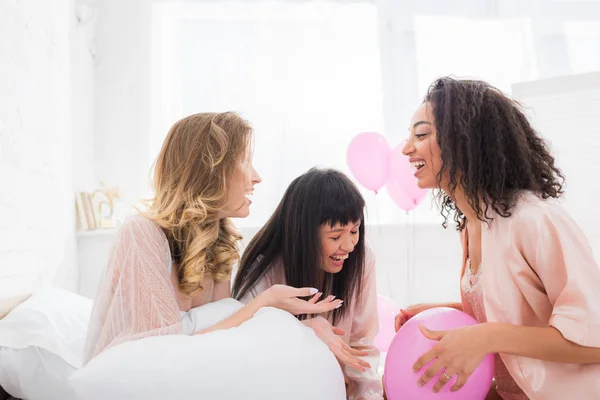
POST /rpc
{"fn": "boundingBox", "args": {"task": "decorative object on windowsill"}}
[75,183,122,231]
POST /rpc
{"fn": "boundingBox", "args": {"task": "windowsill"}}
[76,228,118,238]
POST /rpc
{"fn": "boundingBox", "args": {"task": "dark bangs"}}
[318,171,365,227]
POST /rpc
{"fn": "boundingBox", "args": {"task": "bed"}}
[0,288,348,400]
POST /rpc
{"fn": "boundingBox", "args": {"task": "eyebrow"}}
[328,223,361,233]
[408,120,432,130]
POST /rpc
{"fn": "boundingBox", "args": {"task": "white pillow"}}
[0,287,92,400]
[71,301,346,400]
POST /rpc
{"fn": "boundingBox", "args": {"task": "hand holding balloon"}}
[413,323,493,393]
[384,307,494,400]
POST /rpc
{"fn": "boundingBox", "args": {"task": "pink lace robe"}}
[83,215,215,363]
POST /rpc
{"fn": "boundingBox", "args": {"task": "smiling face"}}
[319,221,360,274]
[402,102,445,190]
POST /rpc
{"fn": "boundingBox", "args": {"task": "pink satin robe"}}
[460,192,600,399]
[239,245,383,400]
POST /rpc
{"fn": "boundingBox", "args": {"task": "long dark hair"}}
[232,168,366,324]
[425,77,565,230]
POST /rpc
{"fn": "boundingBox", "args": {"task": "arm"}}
[494,205,600,361]
[429,302,462,311]
[196,285,341,335]
[196,296,265,335]
[414,203,600,392]
[485,323,600,364]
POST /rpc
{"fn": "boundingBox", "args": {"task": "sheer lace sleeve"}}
[344,244,383,400]
[83,215,182,363]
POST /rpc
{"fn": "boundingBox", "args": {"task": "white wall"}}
[0,0,77,305]
[512,72,600,257]
[71,0,97,192]
[94,0,154,209]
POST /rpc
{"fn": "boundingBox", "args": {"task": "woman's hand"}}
[394,303,434,331]
[258,284,343,315]
[395,302,463,332]
[412,323,492,393]
[304,315,371,372]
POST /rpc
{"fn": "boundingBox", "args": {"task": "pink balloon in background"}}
[346,132,392,193]
[386,178,423,212]
[387,141,428,210]
[373,295,399,353]
[384,307,495,400]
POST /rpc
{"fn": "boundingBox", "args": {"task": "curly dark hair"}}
[424,77,565,230]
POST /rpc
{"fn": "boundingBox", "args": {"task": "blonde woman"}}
[83,112,342,363]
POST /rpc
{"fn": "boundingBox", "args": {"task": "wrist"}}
[480,322,503,354]
[249,293,269,313]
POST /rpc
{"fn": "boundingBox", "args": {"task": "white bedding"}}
[0,290,347,400]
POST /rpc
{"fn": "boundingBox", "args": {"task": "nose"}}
[402,138,414,156]
[252,166,262,186]
[340,236,355,253]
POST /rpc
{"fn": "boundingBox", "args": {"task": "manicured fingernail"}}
[330,296,336,301]
[309,288,318,294]
[336,300,344,309]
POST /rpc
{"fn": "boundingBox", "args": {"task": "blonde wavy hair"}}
[145,112,252,296]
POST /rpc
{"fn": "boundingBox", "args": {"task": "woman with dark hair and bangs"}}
[233,167,383,400]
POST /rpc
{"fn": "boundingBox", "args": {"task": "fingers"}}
[433,369,455,393]
[290,286,320,297]
[419,324,447,341]
[394,313,402,332]
[338,350,367,372]
[293,298,342,314]
[338,339,370,358]
[332,326,346,336]
[344,345,369,357]
[311,299,343,313]
[308,293,322,304]
[417,358,444,388]
[451,373,468,392]
[413,346,438,373]
[404,306,422,317]
[316,295,336,305]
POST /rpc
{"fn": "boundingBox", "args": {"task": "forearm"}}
[436,301,463,311]
[486,323,600,364]
[195,297,264,335]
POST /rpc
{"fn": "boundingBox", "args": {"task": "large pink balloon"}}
[346,132,391,193]
[384,307,495,400]
[387,141,428,210]
[373,295,399,353]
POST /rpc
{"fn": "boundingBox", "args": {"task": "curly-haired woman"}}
[83,112,342,363]
[393,78,600,399]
